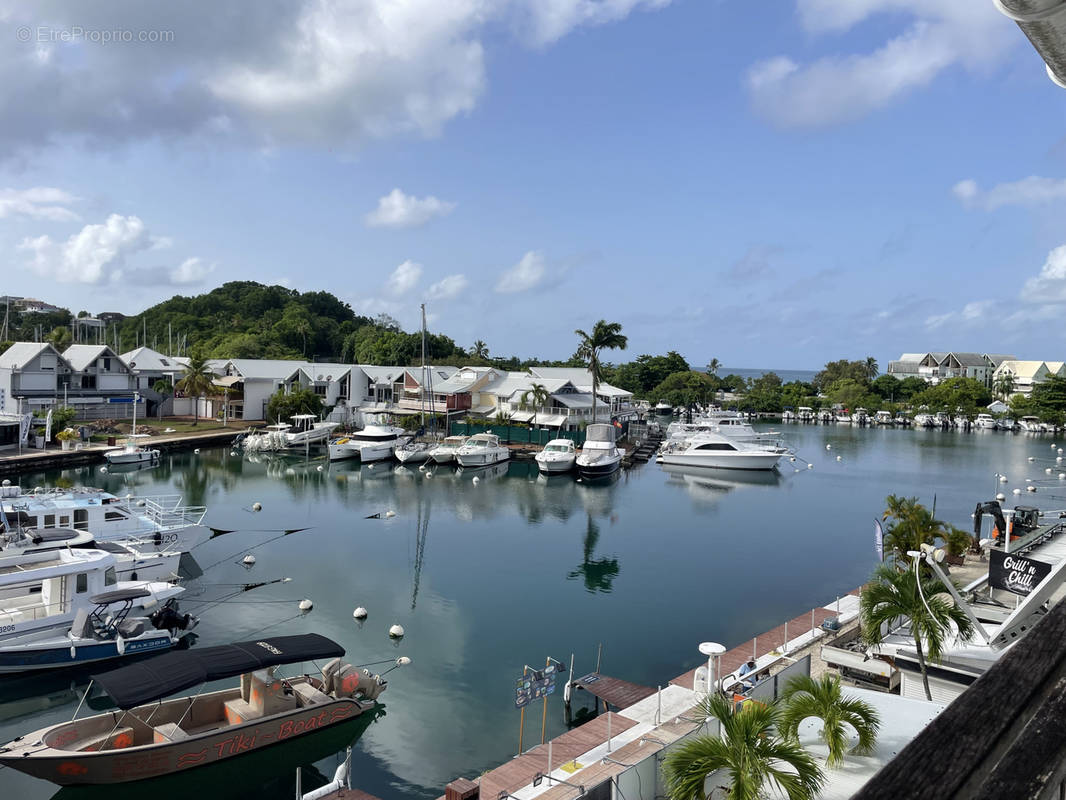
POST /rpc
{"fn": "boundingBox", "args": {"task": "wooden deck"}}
[571,673,656,710]
[441,712,636,800]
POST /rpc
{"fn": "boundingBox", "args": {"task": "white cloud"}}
[747,1,1013,128]
[385,259,424,296]
[0,187,80,221]
[426,273,468,301]
[1021,245,1066,304]
[365,189,455,229]
[495,250,547,294]
[170,257,213,285]
[19,214,150,283]
[953,176,1066,211]
[0,1,671,155]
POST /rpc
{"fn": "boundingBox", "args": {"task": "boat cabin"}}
[0,549,118,626]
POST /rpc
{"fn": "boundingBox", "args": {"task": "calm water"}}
[0,425,1058,799]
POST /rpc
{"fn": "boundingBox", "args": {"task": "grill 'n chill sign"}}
[989,549,1052,596]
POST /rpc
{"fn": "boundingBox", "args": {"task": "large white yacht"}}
[658,431,785,470]
[455,433,510,467]
[576,424,624,479]
[428,435,467,464]
[328,416,409,462]
[0,526,179,584]
[0,484,209,553]
[535,439,577,474]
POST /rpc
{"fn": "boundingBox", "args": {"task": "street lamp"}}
[699,641,726,695]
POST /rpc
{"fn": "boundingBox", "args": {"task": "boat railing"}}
[130,496,207,527]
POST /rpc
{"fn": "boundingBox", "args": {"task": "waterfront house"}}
[887,352,1016,387]
[196,358,318,421]
[527,366,636,419]
[992,360,1054,397]
[119,346,189,417]
[61,344,139,419]
[0,342,73,415]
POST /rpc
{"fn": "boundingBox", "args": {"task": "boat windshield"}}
[105,567,117,586]
[545,444,570,452]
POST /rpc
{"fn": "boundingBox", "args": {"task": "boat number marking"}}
[0,625,15,634]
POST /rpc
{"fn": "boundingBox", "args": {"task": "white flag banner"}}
[19,413,32,443]
[44,408,53,444]
[874,518,885,562]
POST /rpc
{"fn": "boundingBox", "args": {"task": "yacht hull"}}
[429,451,456,464]
[0,632,175,674]
[455,452,509,468]
[575,456,621,479]
[104,449,160,465]
[659,452,781,470]
[327,443,361,462]
[536,456,575,474]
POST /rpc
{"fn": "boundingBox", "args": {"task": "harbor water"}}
[0,424,1055,799]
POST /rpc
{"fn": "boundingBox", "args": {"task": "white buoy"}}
[807,464,814,469]
[230,451,238,457]
[1013,488,1022,495]
[99,466,108,474]
[1047,468,1053,475]
[368,464,374,470]
[242,554,256,566]
[194,448,200,454]
[1028,486,1037,492]
[396,656,412,666]
[836,455,842,462]
[353,607,368,620]
[299,599,313,612]
[1058,457,1063,464]
[418,464,426,471]
[1000,475,1009,483]
[389,624,405,638]
[425,472,432,479]
[789,456,796,462]
[385,510,396,518]
[996,492,1006,501]
[252,502,262,512]
[826,444,832,451]
[317,465,324,472]
[1029,457,1035,462]
[1060,449,1064,455]
[472,476,480,484]
[1060,473,1065,480]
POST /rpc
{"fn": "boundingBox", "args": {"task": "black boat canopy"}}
[89,587,152,605]
[91,634,345,710]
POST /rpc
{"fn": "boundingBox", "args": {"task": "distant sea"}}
[711,367,819,384]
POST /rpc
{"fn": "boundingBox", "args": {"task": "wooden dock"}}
[570,672,656,710]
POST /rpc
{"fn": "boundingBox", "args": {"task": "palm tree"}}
[662,694,824,800]
[882,495,970,562]
[574,320,628,423]
[861,563,975,702]
[471,340,489,360]
[294,318,312,357]
[47,326,72,350]
[175,354,218,426]
[779,674,880,767]
[707,358,721,376]
[865,356,879,381]
[994,372,1015,400]
[520,383,550,428]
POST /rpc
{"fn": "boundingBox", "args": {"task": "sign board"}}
[108,397,134,404]
[514,672,557,708]
[989,549,1052,596]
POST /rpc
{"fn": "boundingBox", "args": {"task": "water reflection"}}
[662,464,781,507]
[567,515,620,594]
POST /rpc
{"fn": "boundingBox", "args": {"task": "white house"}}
[0,342,74,414]
[61,344,139,419]
[992,360,1054,397]
[887,352,1016,387]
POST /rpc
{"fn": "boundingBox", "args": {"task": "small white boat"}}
[285,414,340,448]
[797,407,814,422]
[835,412,852,424]
[659,431,785,471]
[455,433,510,468]
[975,413,997,429]
[394,441,432,464]
[874,410,894,425]
[104,436,160,466]
[913,413,935,428]
[576,424,624,479]
[653,401,673,416]
[1018,416,1048,433]
[535,439,577,474]
[428,435,467,464]
[996,417,1017,432]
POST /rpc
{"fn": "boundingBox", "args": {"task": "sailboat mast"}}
[420,304,427,429]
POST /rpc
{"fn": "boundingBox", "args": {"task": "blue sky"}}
[1,0,1064,369]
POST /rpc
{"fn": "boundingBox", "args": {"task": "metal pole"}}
[518,665,527,755]
[295,766,302,799]
[752,637,757,659]
[656,685,662,726]
[596,642,602,674]
[812,608,816,633]
[784,621,788,653]
[548,740,552,778]
[607,711,612,753]
[541,656,550,745]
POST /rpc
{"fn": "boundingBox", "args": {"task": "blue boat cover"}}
[91,634,344,709]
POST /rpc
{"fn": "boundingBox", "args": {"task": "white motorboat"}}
[782,409,796,422]
[1018,416,1048,433]
[328,416,408,462]
[975,413,997,429]
[874,410,894,425]
[394,441,432,464]
[835,412,852,424]
[428,435,467,464]
[0,484,210,554]
[241,423,293,453]
[996,417,1017,432]
[853,408,869,425]
[658,431,785,470]
[0,526,179,584]
[576,424,624,479]
[285,414,340,447]
[797,407,814,422]
[653,401,673,416]
[455,433,510,468]
[913,413,935,428]
[535,439,577,474]
[104,435,160,466]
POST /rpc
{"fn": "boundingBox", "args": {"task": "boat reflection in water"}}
[661,464,781,506]
[50,709,383,800]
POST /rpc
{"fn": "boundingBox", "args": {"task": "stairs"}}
[623,426,664,468]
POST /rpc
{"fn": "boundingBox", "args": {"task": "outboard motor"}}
[320,658,387,701]
[149,599,197,632]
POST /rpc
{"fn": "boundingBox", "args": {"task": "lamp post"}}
[699,641,726,696]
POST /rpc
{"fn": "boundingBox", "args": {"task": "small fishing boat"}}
[874,410,894,425]
[653,401,673,416]
[576,424,624,479]
[455,433,510,468]
[284,415,340,448]
[535,439,577,474]
[0,634,398,785]
[428,435,467,464]
[103,436,160,467]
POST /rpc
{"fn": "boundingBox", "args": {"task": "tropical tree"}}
[471,339,489,360]
[520,383,550,427]
[994,372,1015,401]
[47,326,72,350]
[265,386,323,423]
[882,495,971,561]
[779,674,880,768]
[574,320,628,423]
[662,694,825,800]
[707,357,721,376]
[864,356,879,380]
[175,354,218,426]
[861,563,975,702]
